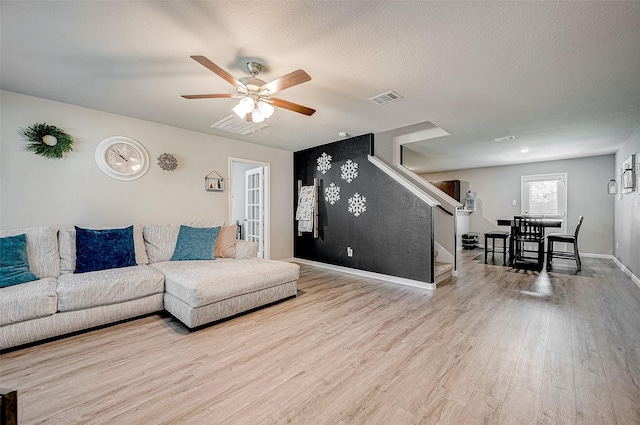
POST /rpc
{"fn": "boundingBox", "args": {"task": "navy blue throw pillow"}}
[170,225,220,261]
[0,233,39,287]
[75,226,137,273]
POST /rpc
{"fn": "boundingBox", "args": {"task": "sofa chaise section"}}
[153,258,299,328]
[143,223,299,329]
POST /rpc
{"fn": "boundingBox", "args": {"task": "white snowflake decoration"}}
[340,159,359,183]
[324,183,341,205]
[317,152,332,174]
[348,192,367,217]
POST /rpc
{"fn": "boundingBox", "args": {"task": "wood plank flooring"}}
[2,250,640,424]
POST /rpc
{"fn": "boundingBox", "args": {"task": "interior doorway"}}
[229,158,270,259]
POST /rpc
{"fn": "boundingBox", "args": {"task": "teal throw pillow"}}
[0,234,39,287]
[171,225,220,261]
[75,226,137,273]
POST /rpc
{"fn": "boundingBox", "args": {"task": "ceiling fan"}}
[181,55,315,123]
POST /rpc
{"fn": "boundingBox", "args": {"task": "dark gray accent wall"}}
[294,134,434,283]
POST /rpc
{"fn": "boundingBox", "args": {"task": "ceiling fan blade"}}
[181,93,234,99]
[271,98,316,116]
[261,69,311,95]
[190,55,245,89]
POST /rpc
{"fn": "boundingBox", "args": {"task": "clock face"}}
[105,143,143,174]
[95,136,149,180]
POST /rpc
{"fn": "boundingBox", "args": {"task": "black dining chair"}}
[546,216,584,271]
[512,216,545,270]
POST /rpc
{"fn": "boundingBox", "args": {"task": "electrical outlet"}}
[512,200,517,206]
[347,247,353,257]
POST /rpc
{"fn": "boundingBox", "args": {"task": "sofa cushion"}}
[152,258,299,308]
[214,225,237,258]
[57,265,165,312]
[0,227,60,278]
[0,234,39,287]
[59,224,149,274]
[143,221,224,263]
[171,225,220,261]
[0,277,57,326]
[234,240,258,259]
[75,226,137,273]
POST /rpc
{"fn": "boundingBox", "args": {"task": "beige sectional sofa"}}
[0,223,299,351]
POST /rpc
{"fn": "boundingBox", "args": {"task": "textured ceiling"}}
[2,1,639,172]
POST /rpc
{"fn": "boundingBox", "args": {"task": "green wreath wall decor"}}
[20,123,75,159]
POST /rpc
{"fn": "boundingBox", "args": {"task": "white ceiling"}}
[2,1,639,173]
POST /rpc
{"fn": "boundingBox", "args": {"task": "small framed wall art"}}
[637,154,640,195]
[622,154,636,193]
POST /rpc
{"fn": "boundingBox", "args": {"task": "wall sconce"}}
[205,170,224,192]
[607,179,618,195]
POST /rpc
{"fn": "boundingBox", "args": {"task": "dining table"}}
[497,217,563,266]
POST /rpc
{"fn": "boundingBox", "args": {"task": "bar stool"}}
[547,216,584,271]
[484,231,510,266]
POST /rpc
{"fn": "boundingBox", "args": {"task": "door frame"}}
[228,157,271,259]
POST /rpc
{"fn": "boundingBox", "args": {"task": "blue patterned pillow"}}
[75,226,137,273]
[0,234,39,287]
[171,225,220,261]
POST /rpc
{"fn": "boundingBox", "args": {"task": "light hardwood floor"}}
[2,250,640,424]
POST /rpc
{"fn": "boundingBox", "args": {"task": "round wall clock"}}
[95,136,149,180]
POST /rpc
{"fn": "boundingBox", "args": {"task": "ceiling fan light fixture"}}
[183,56,315,121]
[258,101,274,119]
[252,108,266,123]
[233,97,255,119]
[232,102,247,119]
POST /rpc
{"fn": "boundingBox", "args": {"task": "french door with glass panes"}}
[245,167,264,258]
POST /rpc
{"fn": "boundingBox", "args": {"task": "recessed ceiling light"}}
[520,147,530,153]
[494,135,516,142]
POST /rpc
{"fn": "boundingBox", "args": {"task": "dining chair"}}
[546,216,584,271]
[512,216,545,270]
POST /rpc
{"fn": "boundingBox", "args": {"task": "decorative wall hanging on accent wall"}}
[340,159,359,183]
[348,192,367,217]
[20,123,75,159]
[157,153,178,171]
[324,183,341,205]
[317,152,332,174]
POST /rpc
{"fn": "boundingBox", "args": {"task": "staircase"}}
[434,249,454,285]
[369,156,459,287]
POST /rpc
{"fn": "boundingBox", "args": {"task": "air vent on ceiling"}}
[211,115,268,135]
[493,135,516,142]
[369,90,403,106]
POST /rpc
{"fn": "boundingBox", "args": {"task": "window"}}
[521,173,567,219]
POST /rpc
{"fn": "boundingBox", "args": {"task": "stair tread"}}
[435,261,453,277]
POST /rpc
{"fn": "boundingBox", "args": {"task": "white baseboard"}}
[579,253,640,290]
[291,258,434,291]
[609,256,640,289]
[581,252,614,259]
[285,254,639,292]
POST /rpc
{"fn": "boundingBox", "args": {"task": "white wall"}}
[614,128,640,277]
[0,91,293,259]
[421,155,615,256]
